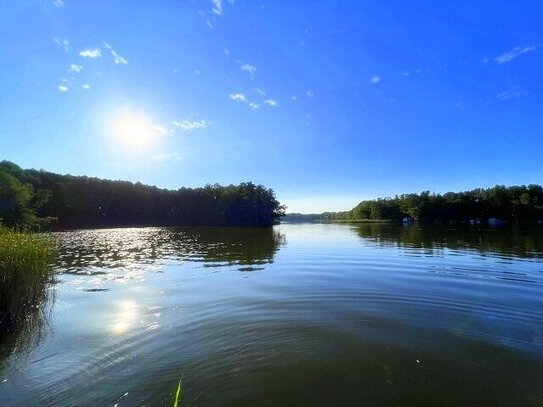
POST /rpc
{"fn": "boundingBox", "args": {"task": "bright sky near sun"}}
[1,1,542,213]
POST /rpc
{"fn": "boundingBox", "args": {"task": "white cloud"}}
[495,46,538,64]
[52,0,63,7]
[104,43,127,64]
[58,85,69,92]
[152,152,181,162]
[224,48,230,55]
[70,64,83,72]
[229,93,247,102]
[241,63,256,75]
[306,90,313,97]
[111,50,127,64]
[253,88,265,95]
[370,76,381,83]
[291,96,297,100]
[264,99,278,107]
[82,84,91,89]
[496,88,526,100]
[249,102,260,110]
[54,37,70,52]
[171,120,208,130]
[79,48,102,58]
[212,0,223,15]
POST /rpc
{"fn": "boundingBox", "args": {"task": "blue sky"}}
[1,1,542,213]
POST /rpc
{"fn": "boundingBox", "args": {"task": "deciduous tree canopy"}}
[0,161,285,229]
[322,186,543,225]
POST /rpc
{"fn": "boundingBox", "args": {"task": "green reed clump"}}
[0,228,56,331]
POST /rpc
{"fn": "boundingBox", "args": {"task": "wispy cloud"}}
[496,88,526,100]
[241,63,256,75]
[370,76,381,83]
[104,43,127,64]
[152,125,170,136]
[171,119,208,130]
[264,99,278,107]
[82,84,91,90]
[111,50,127,64]
[54,37,70,52]
[229,93,247,102]
[70,64,83,72]
[253,88,265,95]
[224,48,230,55]
[248,102,259,110]
[152,152,181,162]
[306,90,313,97]
[52,0,63,7]
[58,85,69,92]
[79,48,102,58]
[495,46,537,64]
[212,0,223,15]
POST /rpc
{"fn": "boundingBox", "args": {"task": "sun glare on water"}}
[112,114,163,150]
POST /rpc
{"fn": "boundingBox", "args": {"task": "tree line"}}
[321,185,543,224]
[0,161,285,229]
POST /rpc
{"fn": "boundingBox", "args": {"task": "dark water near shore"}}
[1,223,543,406]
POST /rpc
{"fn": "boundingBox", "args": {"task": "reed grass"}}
[173,379,183,407]
[0,228,56,331]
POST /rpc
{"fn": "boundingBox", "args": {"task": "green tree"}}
[0,162,55,229]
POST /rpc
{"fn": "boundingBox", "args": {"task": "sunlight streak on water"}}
[111,300,138,335]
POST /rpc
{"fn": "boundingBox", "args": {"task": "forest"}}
[321,185,543,225]
[0,161,285,229]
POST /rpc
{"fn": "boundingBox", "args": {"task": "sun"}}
[112,113,162,150]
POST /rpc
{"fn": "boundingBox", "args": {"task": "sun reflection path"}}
[111,300,138,335]
[110,300,163,335]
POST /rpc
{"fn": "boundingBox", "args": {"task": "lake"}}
[1,223,542,406]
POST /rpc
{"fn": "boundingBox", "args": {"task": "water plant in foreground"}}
[0,228,56,333]
[173,379,183,407]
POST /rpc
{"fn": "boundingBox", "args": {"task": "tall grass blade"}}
[173,379,183,407]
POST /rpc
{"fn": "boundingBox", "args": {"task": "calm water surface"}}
[1,223,543,406]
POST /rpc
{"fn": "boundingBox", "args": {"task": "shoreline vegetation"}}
[0,160,285,229]
[0,228,56,334]
[285,185,543,226]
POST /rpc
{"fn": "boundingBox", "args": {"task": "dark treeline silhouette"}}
[320,185,543,225]
[0,161,285,229]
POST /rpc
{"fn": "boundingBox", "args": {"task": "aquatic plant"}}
[173,379,183,407]
[0,228,56,332]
